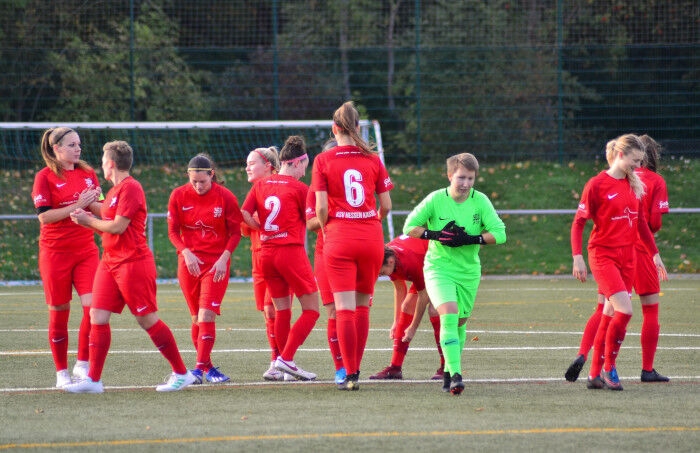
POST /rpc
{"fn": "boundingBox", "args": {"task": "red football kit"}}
[571,171,657,298]
[168,182,243,315]
[92,176,158,315]
[311,145,394,293]
[32,167,101,305]
[242,174,316,298]
[386,235,429,292]
[634,168,669,296]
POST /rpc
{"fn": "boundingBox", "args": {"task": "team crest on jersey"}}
[213,207,223,218]
[85,178,94,188]
[472,213,481,225]
[109,196,118,208]
[659,201,669,210]
[384,177,392,188]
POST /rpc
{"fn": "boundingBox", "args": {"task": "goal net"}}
[0,120,395,280]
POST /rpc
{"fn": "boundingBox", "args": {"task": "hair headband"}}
[255,150,271,166]
[284,153,308,164]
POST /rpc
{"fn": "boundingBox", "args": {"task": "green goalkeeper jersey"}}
[403,187,506,280]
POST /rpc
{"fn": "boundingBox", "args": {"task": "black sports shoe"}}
[586,376,604,390]
[565,355,586,382]
[337,372,360,391]
[449,373,464,396]
[442,371,451,393]
[641,369,670,383]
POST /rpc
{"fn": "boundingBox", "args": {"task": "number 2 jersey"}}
[242,174,308,247]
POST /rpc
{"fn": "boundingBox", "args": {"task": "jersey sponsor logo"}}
[213,207,223,218]
[607,193,618,200]
[659,201,669,210]
[34,194,46,204]
[610,207,638,227]
[56,182,67,188]
[578,202,586,211]
[335,209,377,219]
[186,220,217,238]
[109,196,118,208]
[384,177,392,188]
[182,206,194,211]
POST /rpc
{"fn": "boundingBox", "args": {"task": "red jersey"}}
[571,171,657,255]
[386,234,428,291]
[32,166,101,251]
[100,176,152,267]
[636,167,669,234]
[310,145,393,238]
[242,174,308,247]
[167,182,242,260]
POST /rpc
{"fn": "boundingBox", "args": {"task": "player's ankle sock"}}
[327,317,343,370]
[336,309,358,375]
[604,311,632,371]
[355,306,370,368]
[439,313,461,375]
[48,309,70,371]
[265,315,279,361]
[274,308,292,353]
[391,311,413,367]
[640,304,660,371]
[147,319,187,375]
[430,315,445,366]
[281,309,320,360]
[76,305,91,362]
[579,302,603,360]
[88,323,111,381]
[196,321,216,371]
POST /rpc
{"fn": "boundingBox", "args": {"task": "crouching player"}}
[369,235,445,380]
[404,153,506,395]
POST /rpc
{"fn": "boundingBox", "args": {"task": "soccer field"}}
[1,278,698,451]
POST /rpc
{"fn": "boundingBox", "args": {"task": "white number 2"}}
[344,169,365,207]
[263,196,281,232]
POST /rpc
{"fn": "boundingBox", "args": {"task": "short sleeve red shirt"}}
[100,176,151,266]
[32,166,101,251]
[636,167,669,231]
[310,145,393,235]
[386,234,428,291]
[575,171,641,250]
[242,174,308,247]
[167,182,243,259]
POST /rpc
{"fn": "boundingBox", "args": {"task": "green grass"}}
[1,279,698,451]
[2,158,698,280]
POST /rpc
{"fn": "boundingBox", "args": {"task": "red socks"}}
[355,306,370,369]
[327,317,344,370]
[190,322,199,351]
[589,314,612,378]
[88,323,111,381]
[336,309,358,374]
[275,308,292,353]
[196,321,216,371]
[641,304,660,371]
[76,306,91,363]
[147,319,187,375]
[48,309,70,371]
[578,303,604,360]
[604,312,632,372]
[280,310,320,361]
[265,315,279,361]
[391,311,413,367]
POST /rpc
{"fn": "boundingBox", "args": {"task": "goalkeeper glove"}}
[439,221,485,247]
[421,220,457,241]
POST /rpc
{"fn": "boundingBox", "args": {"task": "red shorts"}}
[314,248,334,305]
[633,247,660,296]
[39,246,99,306]
[177,255,229,316]
[91,257,158,316]
[588,245,634,299]
[251,249,273,311]
[259,245,317,299]
[323,234,384,294]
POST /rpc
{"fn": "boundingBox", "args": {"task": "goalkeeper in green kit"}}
[404,153,506,395]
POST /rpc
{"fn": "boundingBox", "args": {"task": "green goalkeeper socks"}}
[440,313,461,375]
